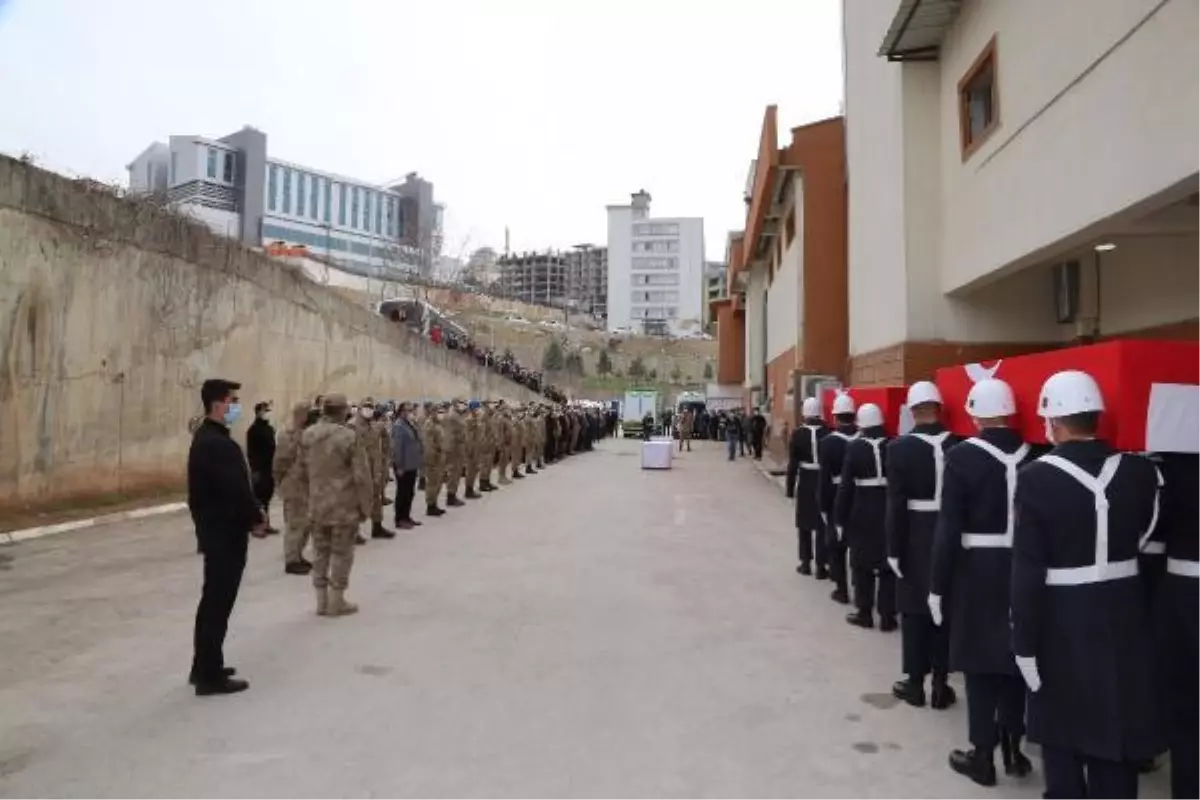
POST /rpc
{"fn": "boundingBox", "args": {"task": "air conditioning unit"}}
[1053,260,1080,324]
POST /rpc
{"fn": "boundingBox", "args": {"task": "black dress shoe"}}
[426,506,445,517]
[371,523,396,539]
[846,611,874,629]
[195,677,250,697]
[999,732,1033,777]
[830,588,850,604]
[949,748,997,787]
[189,667,237,686]
[930,679,957,709]
[285,560,312,575]
[815,566,830,580]
[879,616,898,632]
[796,562,812,576]
[465,490,481,499]
[892,678,926,707]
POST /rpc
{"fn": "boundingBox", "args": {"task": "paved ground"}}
[0,438,1170,798]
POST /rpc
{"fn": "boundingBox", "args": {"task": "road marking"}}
[2,502,189,545]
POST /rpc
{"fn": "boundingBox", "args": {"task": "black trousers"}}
[827,532,848,594]
[394,469,417,523]
[252,473,274,511]
[1172,733,1199,800]
[901,613,949,679]
[192,536,248,683]
[1041,745,1138,799]
[965,673,1026,751]
[752,436,764,459]
[852,562,896,621]
[797,523,826,568]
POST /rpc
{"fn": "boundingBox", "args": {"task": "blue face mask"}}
[223,403,242,426]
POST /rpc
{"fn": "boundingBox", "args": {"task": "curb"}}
[749,458,790,496]
[0,502,188,545]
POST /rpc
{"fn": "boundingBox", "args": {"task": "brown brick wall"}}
[715,304,746,385]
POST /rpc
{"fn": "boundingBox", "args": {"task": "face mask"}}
[223,403,242,426]
[362,408,375,420]
[1043,418,1056,445]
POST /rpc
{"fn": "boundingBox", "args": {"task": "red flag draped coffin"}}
[820,385,911,436]
[934,340,1199,453]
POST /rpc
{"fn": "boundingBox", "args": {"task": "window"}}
[310,176,320,218]
[632,239,679,253]
[958,36,999,159]
[632,222,679,236]
[282,169,292,214]
[206,147,217,179]
[632,256,678,270]
[338,184,347,225]
[784,208,795,246]
[296,173,306,217]
[375,196,383,234]
[324,180,332,223]
[223,151,235,183]
[385,197,394,236]
[362,190,371,231]
[268,165,277,211]
[351,188,360,229]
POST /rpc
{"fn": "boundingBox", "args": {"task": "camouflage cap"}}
[361,396,376,406]
[324,393,349,409]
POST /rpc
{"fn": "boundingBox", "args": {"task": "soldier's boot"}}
[498,472,512,486]
[371,521,396,540]
[314,587,329,616]
[327,588,359,617]
[480,479,495,492]
[948,748,997,787]
[382,496,393,506]
[426,504,445,517]
[465,485,482,499]
[513,467,525,479]
[999,731,1032,777]
[930,674,957,709]
[526,464,538,474]
[447,494,465,507]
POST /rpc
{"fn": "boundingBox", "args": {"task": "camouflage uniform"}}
[443,401,468,502]
[423,406,447,510]
[300,394,373,616]
[478,405,496,490]
[497,407,514,484]
[273,401,312,570]
[523,414,538,472]
[349,404,385,526]
[463,407,481,497]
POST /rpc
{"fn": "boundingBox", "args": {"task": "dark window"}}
[958,37,1000,158]
[223,151,235,182]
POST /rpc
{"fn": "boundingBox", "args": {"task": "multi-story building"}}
[842,0,1198,384]
[566,244,608,318]
[703,261,727,327]
[126,126,442,275]
[496,251,569,305]
[606,191,705,336]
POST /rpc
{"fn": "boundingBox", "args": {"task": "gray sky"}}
[0,0,843,261]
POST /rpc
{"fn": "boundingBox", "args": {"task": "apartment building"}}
[842,0,1198,384]
[496,251,569,305]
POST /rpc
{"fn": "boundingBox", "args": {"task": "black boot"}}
[796,562,812,576]
[879,615,898,633]
[815,565,829,580]
[949,748,997,787]
[846,610,874,629]
[930,675,957,709]
[830,586,850,604]
[892,677,926,707]
[285,560,312,575]
[371,521,396,539]
[480,480,495,492]
[465,487,482,499]
[999,731,1033,777]
[513,468,525,479]
[426,504,445,517]
[446,494,465,507]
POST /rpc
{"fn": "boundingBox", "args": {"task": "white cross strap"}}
[799,425,821,470]
[905,431,952,513]
[1167,558,1200,578]
[959,438,1030,549]
[1040,454,1135,586]
[856,438,887,487]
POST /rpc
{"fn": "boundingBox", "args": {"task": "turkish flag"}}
[821,385,910,436]
[934,340,1199,453]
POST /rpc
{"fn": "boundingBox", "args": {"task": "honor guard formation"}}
[786,370,1197,799]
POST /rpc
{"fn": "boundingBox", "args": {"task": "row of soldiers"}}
[271,394,605,617]
[785,373,1197,799]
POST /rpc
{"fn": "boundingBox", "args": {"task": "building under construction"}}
[497,246,608,316]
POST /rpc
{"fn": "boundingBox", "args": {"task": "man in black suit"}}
[188,378,265,696]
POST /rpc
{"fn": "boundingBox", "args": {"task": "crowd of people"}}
[186,378,605,698]
[783,373,1197,799]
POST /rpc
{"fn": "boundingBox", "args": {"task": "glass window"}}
[310,177,320,218]
[363,191,371,232]
[296,173,306,217]
[324,180,332,223]
[282,169,292,214]
[267,165,277,211]
[375,196,383,234]
[223,151,235,183]
[338,184,347,225]
[351,188,360,229]
[206,147,217,179]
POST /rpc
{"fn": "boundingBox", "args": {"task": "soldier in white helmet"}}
[786,396,831,577]
[818,392,859,604]
[885,381,960,710]
[929,378,1036,786]
[1012,370,1164,798]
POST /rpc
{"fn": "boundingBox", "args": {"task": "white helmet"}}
[801,397,821,418]
[906,380,942,408]
[1038,370,1105,418]
[856,403,885,429]
[832,392,856,416]
[966,378,1016,418]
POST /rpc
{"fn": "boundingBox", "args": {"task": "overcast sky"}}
[0,0,843,261]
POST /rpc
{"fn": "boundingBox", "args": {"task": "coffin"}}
[934,340,1199,453]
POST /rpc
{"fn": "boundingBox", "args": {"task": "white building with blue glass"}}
[126,125,440,274]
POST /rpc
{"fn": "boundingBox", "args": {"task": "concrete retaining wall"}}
[0,156,538,514]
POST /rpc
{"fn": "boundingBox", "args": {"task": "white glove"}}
[836,525,844,542]
[821,512,828,526]
[1016,656,1041,693]
[888,557,903,578]
[927,594,942,626]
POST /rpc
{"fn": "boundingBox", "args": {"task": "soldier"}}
[886,381,958,710]
[1013,370,1163,798]
[819,393,859,605]
[510,408,527,479]
[786,397,829,577]
[479,402,498,492]
[463,400,483,499]
[495,402,513,485]
[299,394,373,616]
[423,403,447,516]
[442,399,468,506]
[930,378,1035,786]
[523,410,539,474]
[837,402,896,631]
[273,401,314,575]
[534,406,547,468]
[350,398,394,541]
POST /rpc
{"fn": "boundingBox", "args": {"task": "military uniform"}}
[463,406,482,498]
[818,424,859,603]
[786,420,829,576]
[299,396,374,616]
[423,407,447,513]
[479,405,497,491]
[273,401,313,573]
[349,401,389,538]
[836,425,895,629]
[443,402,467,504]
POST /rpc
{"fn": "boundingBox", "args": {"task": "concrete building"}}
[497,251,569,306]
[842,0,1198,385]
[703,261,727,328]
[566,244,608,318]
[716,110,849,452]
[606,191,705,336]
[126,126,442,275]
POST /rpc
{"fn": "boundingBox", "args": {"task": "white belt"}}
[855,477,887,487]
[1046,558,1138,586]
[962,532,1012,549]
[799,462,819,471]
[1142,541,1165,555]
[1167,558,1200,578]
[907,499,940,512]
